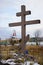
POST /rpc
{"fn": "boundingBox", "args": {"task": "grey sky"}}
[0,0,43,39]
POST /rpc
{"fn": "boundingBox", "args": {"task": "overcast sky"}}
[0,0,43,39]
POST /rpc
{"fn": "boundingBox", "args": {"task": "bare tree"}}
[34,30,41,45]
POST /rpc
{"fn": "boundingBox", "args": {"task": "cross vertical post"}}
[21,5,26,50]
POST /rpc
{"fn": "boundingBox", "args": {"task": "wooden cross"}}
[9,5,40,52]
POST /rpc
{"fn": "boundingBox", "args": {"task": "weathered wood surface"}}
[9,5,40,52]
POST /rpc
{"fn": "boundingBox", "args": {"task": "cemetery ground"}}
[0,39,43,65]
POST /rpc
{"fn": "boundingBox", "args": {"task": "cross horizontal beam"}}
[9,22,21,27]
[16,11,31,16]
[25,20,40,25]
[9,20,40,27]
